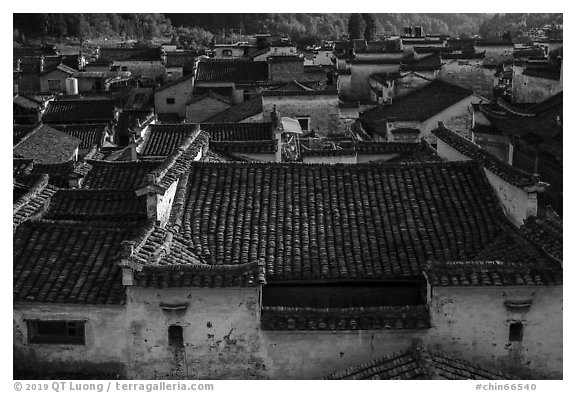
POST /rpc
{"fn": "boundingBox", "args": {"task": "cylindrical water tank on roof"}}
[65,77,78,95]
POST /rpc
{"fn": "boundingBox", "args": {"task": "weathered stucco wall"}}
[428,286,562,379]
[302,155,357,164]
[112,61,166,81]
[337,74,352,98]
[39,69,70,93]
[15,282,562,379]
[261,330,425,379]
[13,303,127,378]
[154,79,194,118]
[262,95,344,137]
[439,60,495,99]
[512,65,562,104]
[125,287,268,379]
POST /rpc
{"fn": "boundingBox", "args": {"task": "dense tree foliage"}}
[478,13,563,40]
[347,14,366,40]
[362,14,377,41]
[14,13,561,47]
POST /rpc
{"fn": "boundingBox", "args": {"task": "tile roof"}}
[480,93,562,142]
[425,260,562,287]
[196,60,269,83]
[202,150,241,162]
[139,124,198,157]
[401,53,442,71]
[13,124,81,164]
[13,174,59,232]
[42,100,117,124]
[209,140,278,154]
[13,125,37,146]
[40,63,76,76]
[118,220,265,288]
[84,130,209,193]
[50,124,108,150]
[261,305,430,331]
[156,113,181,123]
[29,160,94,188]
[432,125,545,189]
[171,161,553,283]
[98,47,163,61]
[361,80,474,129]
[301,141,442,163]
[262,89,338,97]
[200,122,273,141]
[154,73,193,93]
[203,96,264,123]
[325,347,516,379]
[520,217,562,262]
[45,189,148,222]
[13,219,142,305]
[268,55,303,63]
[81,160,160,190]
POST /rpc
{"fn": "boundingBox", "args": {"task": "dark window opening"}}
[262,282,426,309]
[166,98,176,105]
[296,118,310,132]
[28,320,85,345]
[509,322,524,342]
[168,325,184,346]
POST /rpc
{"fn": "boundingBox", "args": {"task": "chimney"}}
[437,121,445,128]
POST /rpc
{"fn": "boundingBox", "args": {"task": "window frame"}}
[27,320,86,345]
[166,97,176,105]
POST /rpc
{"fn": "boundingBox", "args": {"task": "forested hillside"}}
[14,13,562,46]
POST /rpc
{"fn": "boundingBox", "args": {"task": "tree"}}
[362,14,376,41]
[347,13,365,40]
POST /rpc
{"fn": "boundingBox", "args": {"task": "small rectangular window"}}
[121,66,128,71]
[28,320,85,345]
[168,325,183,346]
[166,98,176,105]
[48,79,61,91]
[509,322,524,342]
[296,117,310,132]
